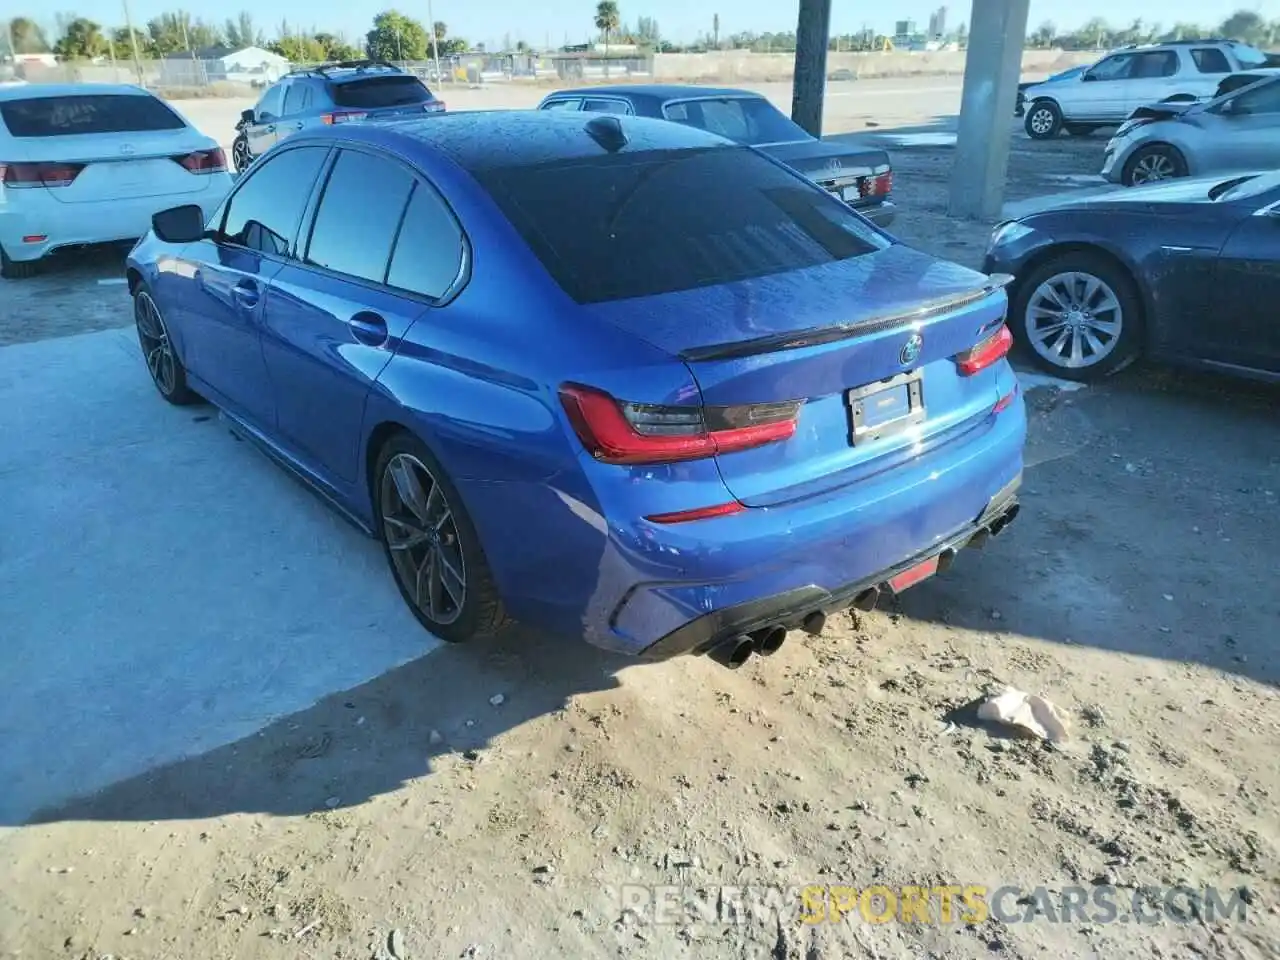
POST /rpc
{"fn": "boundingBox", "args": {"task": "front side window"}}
[221,146,329,256]
[306,149,414,282]
[475,145,890,304]
[256,85,284,120]
[1233,80,1280,115]
[662,97,810,145]
[0,94,185,137]
[1192,48,1231,74]
[1086,55,1133,82]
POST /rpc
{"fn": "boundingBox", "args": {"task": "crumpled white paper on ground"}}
[976,686,1071,742]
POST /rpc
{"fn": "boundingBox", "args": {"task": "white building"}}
[216,46,290,84]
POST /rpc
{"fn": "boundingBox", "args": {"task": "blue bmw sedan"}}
[127,111,1025,669]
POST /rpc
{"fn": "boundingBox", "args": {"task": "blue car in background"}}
[127,111,1025,669]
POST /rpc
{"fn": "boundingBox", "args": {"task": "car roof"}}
[544,84,762,103]
[0,82,152,102]
[307,109,734,171]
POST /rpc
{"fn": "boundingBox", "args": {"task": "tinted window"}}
[221,146,329,256]
[256,85,284,119]
[582,98,632,115]
[306,149,414,282]
[387,184,465,298]
[0,94,184,137]
[331,76,433,108]
[475,146,889,304]
[283,82,312,115]
[1192,48,1231,73]
[1235,45,1269,68]
[540,98,582,111]
[662,97,810,145]
[1087,55,1133,81]
[1234,80,1280,115]
[1132,52,1179,79]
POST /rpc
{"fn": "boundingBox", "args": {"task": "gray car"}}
[1101,73,1280,186]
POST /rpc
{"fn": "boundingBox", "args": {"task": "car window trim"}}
[297,142,472,305]
[539,97,584,111]
[213,143,334,260]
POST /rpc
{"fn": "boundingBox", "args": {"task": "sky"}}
[22,0,1280,51]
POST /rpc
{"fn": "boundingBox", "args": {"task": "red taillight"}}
[859,172,893,197]
[322,111,369,125]
[558,383,802,465]
[1,161,85,188]
[955,325,1014,376]
[174,148,226,175]
[646,501,746,524]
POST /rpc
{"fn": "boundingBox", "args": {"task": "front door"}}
[259,147,465,485]
[1214,80,1280,171]
[179,143,331,426]
[245,83,285,159]
[1211,208,1280,374]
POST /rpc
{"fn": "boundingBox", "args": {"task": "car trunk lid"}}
[10,129,214,203]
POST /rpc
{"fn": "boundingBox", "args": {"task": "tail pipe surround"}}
[708,635,755,669]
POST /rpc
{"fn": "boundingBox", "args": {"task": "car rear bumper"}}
[855,198,897,228]
[641,472,1022,659]
[587,390,1025,657]
[0,181,230,262]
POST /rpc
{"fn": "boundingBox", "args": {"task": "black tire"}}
[372,431,511,644]
[1009,251,1144,382]
[1121,143,1188,187]
[133,283,199,404]
[0,246,38,279]
[1024,100,1063,139]
[231,134,251,173]
[1065,124,1096,137]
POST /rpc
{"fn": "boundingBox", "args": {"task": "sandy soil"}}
[2,105,1279,960]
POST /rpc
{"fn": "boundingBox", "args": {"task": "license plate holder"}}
[846,370,926,445]
[888,554,940,594]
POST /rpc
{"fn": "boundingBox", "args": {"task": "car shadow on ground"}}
[894,365,1280,690]
[28,625,629,826]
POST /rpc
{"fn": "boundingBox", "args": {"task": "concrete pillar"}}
[947,0,1031,219]
[791,0,832,138]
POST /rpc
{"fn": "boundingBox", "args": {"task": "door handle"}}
[266,124,276,133]
[347,311,388,345]
[232,280,260,308]
[293,122,304,130]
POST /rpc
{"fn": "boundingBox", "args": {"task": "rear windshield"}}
[662,96,810,146]
[0,94,185,137]
[1234,45,1269,69]
[475,145,890,304]
[330,76,434,109]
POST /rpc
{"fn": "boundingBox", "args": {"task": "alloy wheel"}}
[233,138,251,172]
[380,453,467,626]
[134,291,178,396]
[1129,152,1176,185]
[1024,271,1124,370]
[1029,107,1055,135]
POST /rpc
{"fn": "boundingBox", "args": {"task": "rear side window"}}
[475,146,890,304]
[1192,48,1231,74]
[0,94,185,137]
[662,97,810,146]
[330,76,433,109]
[306,149,414,282]
[282,83,312,115]
[1131,51,1179,79]
[582,99,632,115]
[387,184,465,298]
[221,146,329,256]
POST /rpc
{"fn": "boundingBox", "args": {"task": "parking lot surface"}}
[1,78,1277,960]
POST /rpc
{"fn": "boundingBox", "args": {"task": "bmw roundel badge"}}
[900,332,923,367]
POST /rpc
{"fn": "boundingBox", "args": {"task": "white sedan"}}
[0,83,233,278]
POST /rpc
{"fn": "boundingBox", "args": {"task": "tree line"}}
[2,9,470,63]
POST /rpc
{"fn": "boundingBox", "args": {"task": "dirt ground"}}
[2,122,1279,960]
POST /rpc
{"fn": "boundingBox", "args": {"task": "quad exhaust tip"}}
[852,586,880,612]
[708,635,755,669]
[752,626,787,656]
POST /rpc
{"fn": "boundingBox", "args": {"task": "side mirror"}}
[152,204,208,244]
[240,108,255,123]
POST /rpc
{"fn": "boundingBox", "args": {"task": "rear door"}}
[0,92,211,203]
[1211,204,1280,373]
[177,144,331,427]
[259,146,463,484]
[277,80,313,143]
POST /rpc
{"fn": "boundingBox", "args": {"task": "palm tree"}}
[595,1,620,59]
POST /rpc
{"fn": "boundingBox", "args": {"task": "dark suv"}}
[232,60,445,172]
